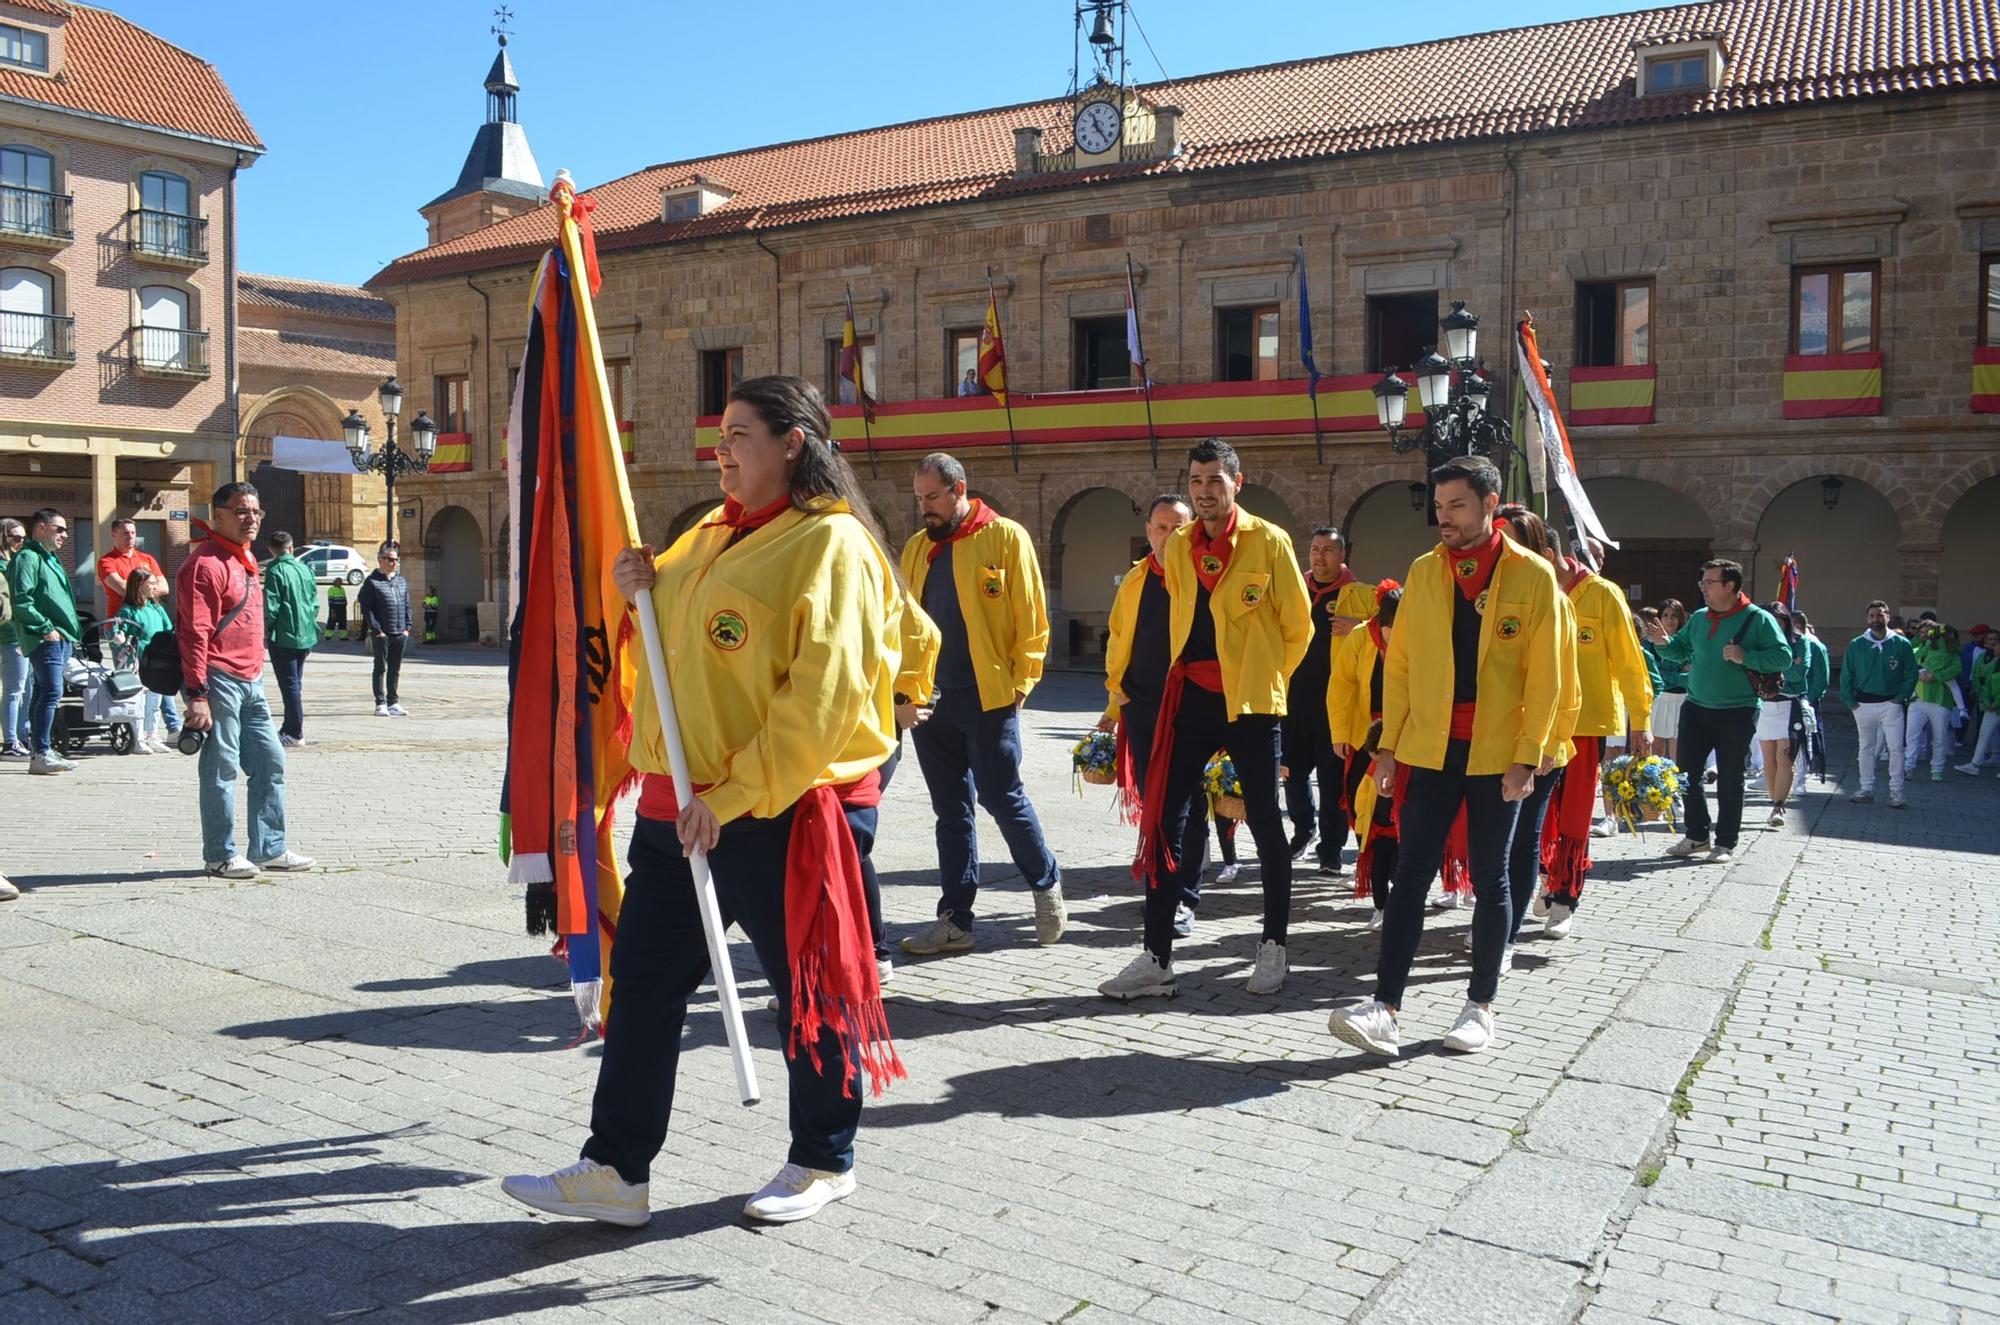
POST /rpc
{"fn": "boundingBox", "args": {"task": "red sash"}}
[1540,736,1599,904]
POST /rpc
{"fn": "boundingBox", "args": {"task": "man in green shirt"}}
[262,531,322,746]
[1643,558,1793,863]
[1841,599,1918,805]
[6,507,82,774]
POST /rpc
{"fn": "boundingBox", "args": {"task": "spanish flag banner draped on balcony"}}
[1783,352,1882,419]
[1973,347,2000,412]
[431,432,474,473]
[1568,365,1656,426]
[498,170,640,1039]
[1517,313,1617,568]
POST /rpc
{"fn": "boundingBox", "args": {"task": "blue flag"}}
[1297,240,1322,401]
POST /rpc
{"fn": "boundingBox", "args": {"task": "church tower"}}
[419,28,545,245]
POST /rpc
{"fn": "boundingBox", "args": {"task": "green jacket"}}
[1911,634,1961,707]
[1654,600,1793,710]
[262,554,322,650]
[1974,652,2000,711]
[113,600,171,659]
[1781,633,1830,702]
[1642,637,1687,694]
[0,550,14,649]
[1839,630,1917,707]
[5,540,80,643]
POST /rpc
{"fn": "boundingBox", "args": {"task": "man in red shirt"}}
[97,518,162,617]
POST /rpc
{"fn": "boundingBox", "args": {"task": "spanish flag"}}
[838,285,874,422]
[977,281,1008,405]
[1973,347,2000,413]
[499,171,639,1037]
[1783,352,1882,419]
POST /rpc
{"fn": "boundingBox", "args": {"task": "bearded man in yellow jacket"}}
[1329,456,1562,1059]
[897,453,1065,957]
[1100,438,1312,1000]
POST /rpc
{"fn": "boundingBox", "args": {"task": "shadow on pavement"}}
[7,868,211,889]
[354,955,567,995]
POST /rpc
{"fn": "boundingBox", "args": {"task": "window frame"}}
[0,22,48,72]
[0,263,53,355]
[1214,303,1281,382]
[434,372,473,433]
[136,283,192,369]
[1791,262,1880,356]
[698,346,744,415]
[1981,252,1999,349]
[825,335,877,404]
[604,357,629,421]
[1071,314,1131,390]
[1364,291,1439,373]
[1643,52,1708,94]
[1574,277,1655,368]
[946,328,983,396]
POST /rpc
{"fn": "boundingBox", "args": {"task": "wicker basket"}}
[1078,767,1116,787]
[1213,794,1247,821]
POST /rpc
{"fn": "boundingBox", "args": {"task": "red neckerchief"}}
[1445,528,1504,602]
[1189,509,1238,593]
[1561,557,1591,595]
[1705,591,1752,638]
[924,499,998,563]
[189,520,259,577]
[1367,617,1388,657]
[1144,552,1165,580]
[701,494,791,533]
[1309,565,1355,608]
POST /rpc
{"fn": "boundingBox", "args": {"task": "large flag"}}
[1296,240,1321,402]
[839,286,874,422]
[977,281,1008,405]
[1124,255,1149,387]
[1516,314,1617,568]
[500,171,640,1037]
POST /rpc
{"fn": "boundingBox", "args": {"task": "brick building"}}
[370,1,2000,659]
[0,1,260,607]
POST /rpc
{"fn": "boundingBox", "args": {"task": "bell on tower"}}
[420,6,545,246]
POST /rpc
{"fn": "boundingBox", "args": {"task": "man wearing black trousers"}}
[358,542,412,717]
[1283,527,1376,873]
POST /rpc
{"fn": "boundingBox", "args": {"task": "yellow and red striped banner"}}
[619,419,635,464]
[1569,364,1655,426]
[431,431,473,473]
[1973,347,2000,413]
[1783,352,1882,420]
[695,374,1423,458]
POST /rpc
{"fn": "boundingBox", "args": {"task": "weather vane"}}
[492,5,514,43]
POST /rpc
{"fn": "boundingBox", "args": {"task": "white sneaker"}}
[1441,1000,1496,1054]
[1215,863,1241,884]
[900,918,972,956]
[1665,836,1707,858]
[1098,951,1177,1000]
[28,754,67,776]
[1889,794,1907,810]
[1954,762,1981,777]
[1544,904,1575,939]
[501,1158,650,1227]
[1849,790,1874,804]
[876,958,893,986]
[373,703,389,717]
[130,736,155,755]
[1531,885,1550,919]
[1501,944,1515,975]
[387,704,410,717]
[1244,940,1287,995]
[743,1162,855,1224]
[1434,889,1464,911]
[256,851,315,872]
[1367,910,1384,932]
[1328,1000,1399,1057]
[1590,817,1617,838]
[1706,846,1734,864]
[145,737,173,754]
[1033,881,1067,946]
[280,734,303,748]
[205,856,257,880]
[0,873,18,900]
[1767,808,1785,826]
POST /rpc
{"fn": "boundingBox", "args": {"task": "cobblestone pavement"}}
[1,650,1994,1323]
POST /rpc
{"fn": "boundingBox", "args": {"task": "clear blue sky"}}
[111,0,1639,287]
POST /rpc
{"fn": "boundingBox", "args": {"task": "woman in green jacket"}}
[113,566,174,753]
[0,516,27,756]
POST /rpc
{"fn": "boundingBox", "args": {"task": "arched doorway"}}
[1343,481,1436,584]
[1576,477,1714,609]
[1237,483,1295,537]
[666,501,714,544]
[1051,486,1140,667]
[1754,476,1898,645]
[243,406,318,550]
[424,505,485,641]
[1938,475,2000,632]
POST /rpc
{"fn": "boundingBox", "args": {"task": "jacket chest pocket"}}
[1576,613,1604,651]
[1222,570,1271,620]
[1488,598,1534,647]
[973,564,1007,604]
[683,577,779,666]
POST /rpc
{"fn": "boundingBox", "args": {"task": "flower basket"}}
[1212,794,1247,821]
[1600,754,1685,835]
[1071,730,1118,793]
[1079,766,1115,787]
[1203,755,1245,820]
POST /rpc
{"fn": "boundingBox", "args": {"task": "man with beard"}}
[1840,599,1916,805]
[1283,528,1378,874]
[898,453,1065,956]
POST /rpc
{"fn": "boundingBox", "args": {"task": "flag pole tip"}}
[554,168,575,187]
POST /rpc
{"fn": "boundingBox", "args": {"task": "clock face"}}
[1074,100,1123,154]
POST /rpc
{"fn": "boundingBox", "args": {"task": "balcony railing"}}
[0,185,71,245]
[127,208,208,265]
[0,311,73,365]
[131,325,210,379]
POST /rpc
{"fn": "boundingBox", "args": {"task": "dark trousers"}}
[1504,765,1560,944]
[1677,701,1757,850]
[1142,687,1290,962]
[370,633,405,705]
[1375,740,1520,1007]
[326,600,346,638]
[269,646,309,740]
[1282,706,1348,865]
[848,744,900,961]
[583,812,861,1186]
[1123,697,1209,909]
[911,686,1058,928]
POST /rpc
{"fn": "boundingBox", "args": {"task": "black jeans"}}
[1677,701,1757,849]
[1376,739,1520,1007]
[911,686,1059,928]
[1122,697,1210,909]
[1505,764,1560,943]
[582,812,861,1185]
[269,645,309,740]
[371,633,406,705]
[1142,687,1290,962]
[1282,705,1348,865]
[848,744,900,961]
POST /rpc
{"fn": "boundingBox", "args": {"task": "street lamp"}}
[1821,475,1844,510]
[1372,301,1520,523]
[345,376,437,543]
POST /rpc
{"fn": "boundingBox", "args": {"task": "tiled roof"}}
[239,273,394,324]
[238,327,395,377]
[0,4,261,150]
[370,0,1998,288]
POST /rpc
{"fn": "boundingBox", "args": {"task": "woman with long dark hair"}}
[1756,600,1819,825]
[502,375,905,1228]
[1648,598,1690,762]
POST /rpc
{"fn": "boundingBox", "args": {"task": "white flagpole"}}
[632,593,761,1107]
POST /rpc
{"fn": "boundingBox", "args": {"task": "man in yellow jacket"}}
[1329,456,1562,1058]
[1100,438,1312,1000]
[898,453,1065,956]
[1284,527,1380,873]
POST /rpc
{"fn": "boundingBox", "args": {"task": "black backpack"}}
[141,566,251,696]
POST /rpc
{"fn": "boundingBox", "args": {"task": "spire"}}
[419,11,544,243]
[485,35,519,122]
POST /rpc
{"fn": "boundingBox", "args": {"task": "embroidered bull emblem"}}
[708,609,748,651]
[1199,554,1223,576]
[1578,625,1596,644]
[1455,557,1479,579]
[1475,588,1490,616]
[981,576,1004,599]
[1498,616,1522,640]
[1242,582,1265,607]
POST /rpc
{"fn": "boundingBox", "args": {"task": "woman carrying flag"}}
[503,375,904,1228]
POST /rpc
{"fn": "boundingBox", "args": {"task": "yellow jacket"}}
[1162,508,1313,716]
[1380,538,1563,774]
[1566,570,1654,738]
[630,501,899,827]
[896,590,942,706]
[1326,621,1384,749]
[1545,590,1583,765]
[899,503,1048,712]
[1326,577,1380,627]
[1102,556,1155,720]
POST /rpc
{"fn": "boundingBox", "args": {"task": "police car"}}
[298,542,371,586]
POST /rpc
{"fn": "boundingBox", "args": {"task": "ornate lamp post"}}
[343,376,437,545]
[1370,301,1519,523]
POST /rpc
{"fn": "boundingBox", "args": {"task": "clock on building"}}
[1074,98,1123,154]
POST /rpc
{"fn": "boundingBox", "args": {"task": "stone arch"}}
[242,387,352,550]
[1237,482,1297,538]
[1238,465,1315,531]
[1327,454,1429,535]
[1754,475,1899,640]
[422,504,485,641]
[1732,453,1922,551]
[1928,449,2000,531]
[1938,475,2000,631]
[1569,451,1731,526]
[1049,484,1143,667]
[240,383,347,441]
[1579,477,1715,610]
[1341,479,1437,583]
[666,501,715,543]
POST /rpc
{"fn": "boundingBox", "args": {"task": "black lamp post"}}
[1371,301,1520,523]
[344,376,437,545]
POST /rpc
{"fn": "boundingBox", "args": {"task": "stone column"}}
[1897,540,1942,616]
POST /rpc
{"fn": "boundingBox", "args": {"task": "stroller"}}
[51,654,144,755]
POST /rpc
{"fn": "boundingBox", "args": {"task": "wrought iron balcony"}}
[0,185,71,248]
[131,325,210,379]
[127,208,208,266]
[0,311,74,367]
